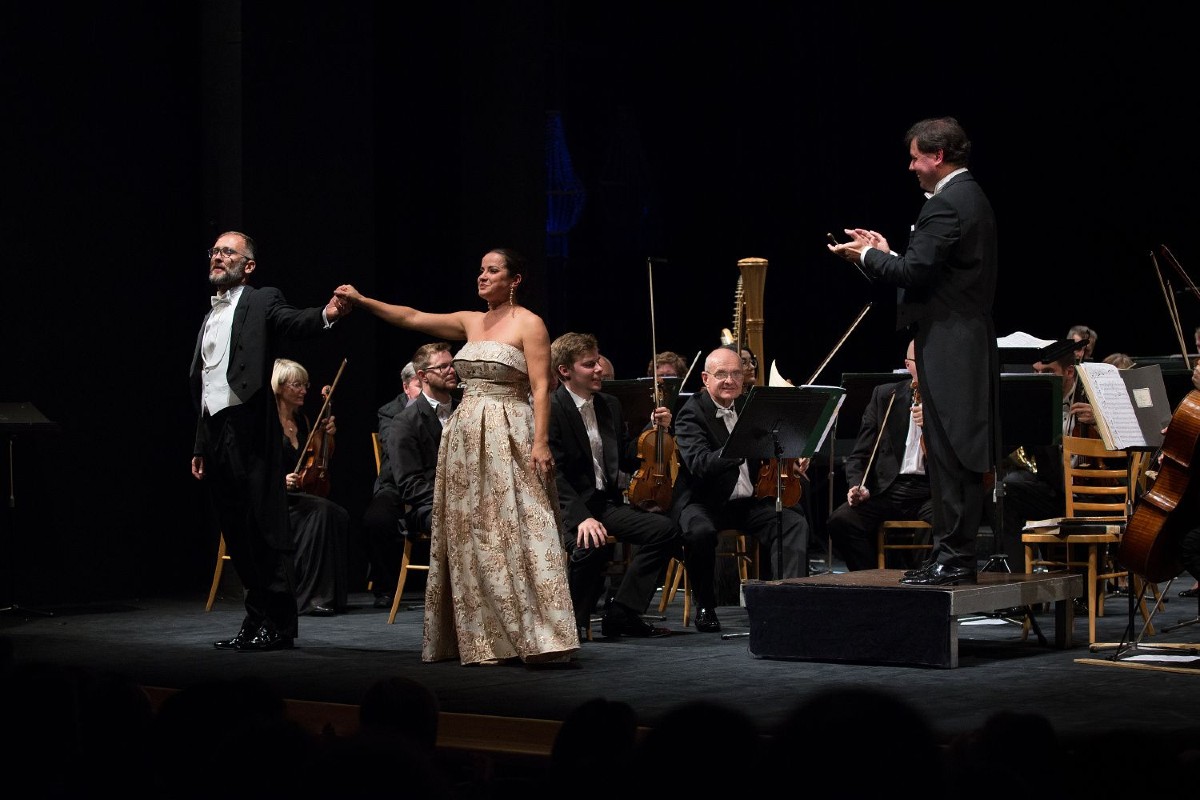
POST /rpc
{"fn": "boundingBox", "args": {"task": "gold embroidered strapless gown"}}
[421,341,579,665]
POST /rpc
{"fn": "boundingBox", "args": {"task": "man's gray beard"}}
[209,264,245,288]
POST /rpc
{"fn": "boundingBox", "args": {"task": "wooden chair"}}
[1020,436,1156,644]
[658,530,756,626]
[372,432,433,625]
[876,520,933,569]
[205,533,231,612]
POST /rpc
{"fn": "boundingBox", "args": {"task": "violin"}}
[295,358,347,498]
[626,381,676,514]
[625,258,676,513]
[297,394,335,497]
[754,303,871,508]
[754,457,804,507]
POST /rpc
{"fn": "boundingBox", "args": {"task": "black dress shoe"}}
[373,594,394,609]
[213,626,254,650]
[304,605,336,617]
[601,609,671,638]
[235,624,295,652]
[903,561,935,578]
[694,607,721,632]
[1180,586,1199,598]
[899,563,975,586]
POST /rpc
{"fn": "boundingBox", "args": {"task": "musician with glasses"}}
[670,347,809,632]
[826,340,933,571]
[190,230,351,652]
[363,343,459,611]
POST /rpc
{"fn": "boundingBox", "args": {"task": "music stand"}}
[723,386,845,578]
[601,377,681,435]
[0,402,59,617]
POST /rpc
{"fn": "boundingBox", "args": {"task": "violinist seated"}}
[548,332,681,641]
[273,358,350,617]
[989,349,1094,562]
[671,347,809,633]
[827,340,933,571]
[363,343,458,610]
[648,351,688,381]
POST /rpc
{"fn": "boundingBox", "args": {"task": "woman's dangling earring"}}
[508,284,516,307]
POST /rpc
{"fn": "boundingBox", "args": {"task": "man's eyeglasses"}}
[423,363,456,373]
[285,381,310,390]
[708,370,744,382]
[741,356,758,368]
[207,247,249,260]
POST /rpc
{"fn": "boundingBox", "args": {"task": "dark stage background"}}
[2,2,1195,608]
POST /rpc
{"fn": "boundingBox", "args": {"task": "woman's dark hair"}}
[488,248,528,294]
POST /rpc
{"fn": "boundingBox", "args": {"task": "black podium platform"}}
[742,569,1082,668]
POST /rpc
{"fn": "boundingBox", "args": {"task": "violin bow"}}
[679,350,703,392]
[293,357,349,473]
[1149,250,1191,362]
[804,302,872,386]
[859,389,898,490]
[646,258,664,415]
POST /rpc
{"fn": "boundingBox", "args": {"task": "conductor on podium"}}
[828,116,999,586]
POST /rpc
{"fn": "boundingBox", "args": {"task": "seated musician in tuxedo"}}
[992,347,1097,560]
[362,358,424,608]
[549,332,680,640]
[827,340,933,571]
[363,342,458,608]
[671,347,809,632]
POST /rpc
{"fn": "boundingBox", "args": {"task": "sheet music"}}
[996,331,1055,349]
[1077,362,1146,448]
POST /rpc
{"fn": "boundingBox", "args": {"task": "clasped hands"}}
[327,284,362,318]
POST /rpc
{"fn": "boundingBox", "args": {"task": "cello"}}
[626,258,676,513]
[1118,247,1200,582]
[295,358,347,498]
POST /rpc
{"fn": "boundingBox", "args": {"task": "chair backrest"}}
[371,431,382,476]
[1060,435,1136,518]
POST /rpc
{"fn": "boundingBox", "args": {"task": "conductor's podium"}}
[742,569,1082,668]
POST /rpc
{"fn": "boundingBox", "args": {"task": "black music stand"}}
[986,372,1064,574]
[601,377,681,435]
[0,402,59,617]
[720,386,845,638]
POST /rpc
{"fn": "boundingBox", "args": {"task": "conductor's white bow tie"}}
[211,294,231,308]
[714,405,736,419]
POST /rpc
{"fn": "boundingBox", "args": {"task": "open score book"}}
[1074,362,1171,450]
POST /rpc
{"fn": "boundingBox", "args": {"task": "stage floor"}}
[4,573,1199,753]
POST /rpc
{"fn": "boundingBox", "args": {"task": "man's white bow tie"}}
[211,294,231,308]
[715,405,736,419]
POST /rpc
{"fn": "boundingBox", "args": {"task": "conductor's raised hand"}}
[827,228,869,262]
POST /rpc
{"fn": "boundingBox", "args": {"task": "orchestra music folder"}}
[1075,362,1171,450]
